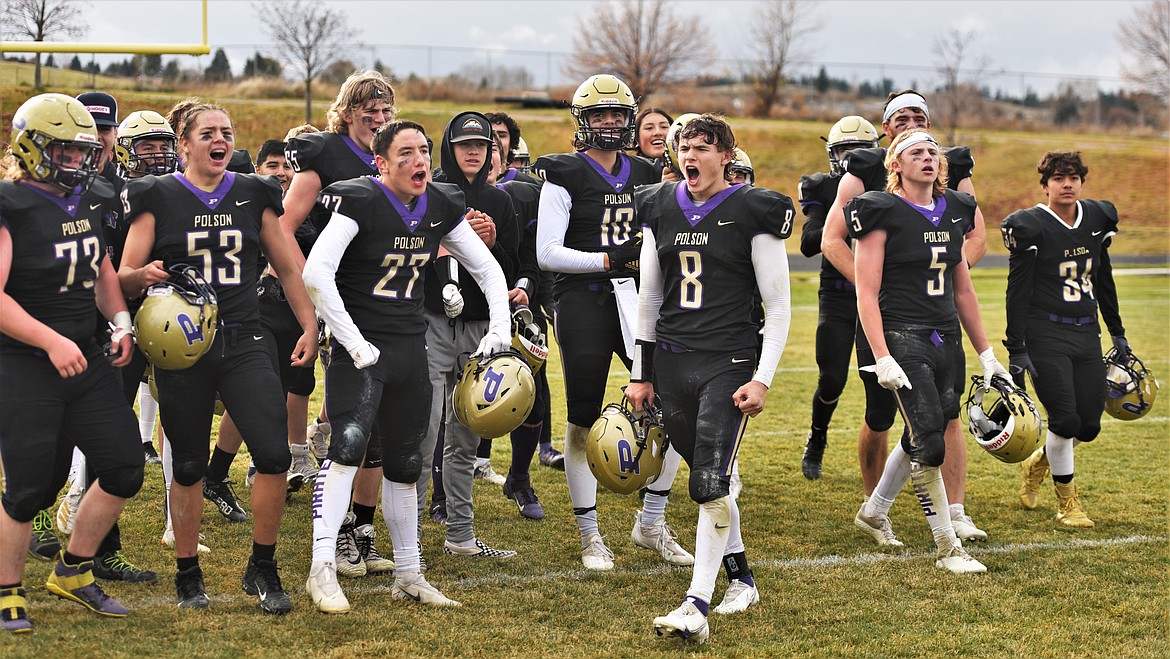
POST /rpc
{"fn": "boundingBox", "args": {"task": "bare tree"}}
[0,0,87,90]
[254,0,352,123]
[932,29,996,143]
[1118,0,1169,102]
[746,0,821,118]
[566,0,710,100]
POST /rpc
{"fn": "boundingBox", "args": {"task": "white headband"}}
[893,132,938,156]
[883,93,929,123]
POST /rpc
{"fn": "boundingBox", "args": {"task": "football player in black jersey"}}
[627,115,793,645]
[416,112,518,559]
[1003,152,1128,528]
[279,71,397,576]
[848,129,1010,575]
[1,93,145,631]
[796,116,879,480]
[120,103,318,613]
[303,120,512,610]
[535,74,692,570]
[821,91,989,543]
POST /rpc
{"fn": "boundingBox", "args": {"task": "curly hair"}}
[677,113,736,180]
[1037,151,1088,186]
[326,70,396,135]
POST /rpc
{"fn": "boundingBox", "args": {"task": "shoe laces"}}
[354,530,383,560]
[176,568,205,597]
[251,559,284,590]
[32,509,53,536]
[585,535,614,560]
[337,526,361,559]
[101,551,140,573]
[514,487,539,507]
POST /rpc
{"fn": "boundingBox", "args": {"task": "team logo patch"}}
[616,438,639,475]
[13,115,26,130]
[176,312,205,346]
[481,366,505,403]
[75,132,98,143]
[461,117,484,133]
[84,104,111,115]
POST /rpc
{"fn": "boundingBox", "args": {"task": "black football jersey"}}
[843,146,974,193]
[285,132,378,251]
[533,152,659,296]
[1001,200,1119,322]
[637,182,794,352]
[0,178,117,352]
[846,189,976,332]
[798,171,850,285]
[501,179,552,307]
[124,172,283,327]
[316,178,466,341]
[497,168,543,186]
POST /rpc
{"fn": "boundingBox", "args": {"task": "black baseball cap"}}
[448,112,492,144]
[76,91,119,127]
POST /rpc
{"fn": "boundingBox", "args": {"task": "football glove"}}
[1111,334,1131,357]
[475,330,510,358]
[606,234,642,274]
[1008,350,1038,389]
[978,348,1013,391]
[442,283,465,318]
[875,355,911,391]
[348,341,380,369]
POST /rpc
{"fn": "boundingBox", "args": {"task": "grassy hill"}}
[2,83,1167,255]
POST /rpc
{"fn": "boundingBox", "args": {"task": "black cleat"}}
[203,478,247,522]
[242,558,292,615]
[801,429,827,480]
[143,442,162,465]
[93,550,158,584]
[176,565,211,609]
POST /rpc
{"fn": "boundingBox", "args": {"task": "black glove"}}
[1008,350,1038,392]
[1111,334,1131,357]
[606,234,642,274]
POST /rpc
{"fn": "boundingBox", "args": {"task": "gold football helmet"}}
[586,394,668,495]
[452,350,536,438]
[664,112,701,176]
[511,306,548,373]
[963,375,1042,463]
[116,110,178,177]
[1104,348,1159,420]
[730,147,754,185]
[134,265,219,370]
[511,136,532,174]
[825,115,879,175]
[10,93,103,194]
[571,74,638,151]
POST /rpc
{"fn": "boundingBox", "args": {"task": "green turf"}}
[5,269,1167,657]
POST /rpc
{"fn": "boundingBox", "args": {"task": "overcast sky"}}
[64,0,1144,96]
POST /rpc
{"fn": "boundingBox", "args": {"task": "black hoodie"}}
[424,112,519,321]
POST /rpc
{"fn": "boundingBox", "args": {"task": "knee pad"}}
[689,466,730,504]
[251,443,292,476]
[1047,412,1082,441]
[172,457,208,487]
[902,431,946,468]
[566,402,601,429]
[861,372,897,432]
[699,495,732,527]
[327,421,373,467]
[96,463,144,500]
[941,389,960,422]
[816,374,847,403]
[382,456,422,485]
[1078,420,1101,443]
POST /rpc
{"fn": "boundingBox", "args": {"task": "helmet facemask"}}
[25,133,102,194]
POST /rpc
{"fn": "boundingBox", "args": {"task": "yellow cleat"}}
[1054,481,1095,528]
[1019,447,1049,510]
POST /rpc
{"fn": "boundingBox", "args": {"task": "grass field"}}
[2,84,1168,255]
[4,269,1167,657]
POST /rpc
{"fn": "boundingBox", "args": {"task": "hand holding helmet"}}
[978,348,1013,391]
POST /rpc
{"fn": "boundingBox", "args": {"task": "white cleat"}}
[335,512,367,578]
[713,579,760,615]
[56,482,84,536]
[632,515,694,566]
[653,601,710,644]
[307,419,331,464]
[472,462,506,486]
[935,541,988,574]
[951,513,988,542]
[853,504,904,547]
[391,572,460,607]
[289,442,319,485]
[581,533,614,571]
[306,561,350,614]
[161,524,211,554]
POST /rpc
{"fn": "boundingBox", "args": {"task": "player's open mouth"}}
[411,171,426,184]
[651,139,665,147]
[685,166,700,184]
[209,149,227,162]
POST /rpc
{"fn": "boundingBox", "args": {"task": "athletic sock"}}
[206,446,235,483]
[250,542,275,563]
[352,503,376,528]
[382,478,420,573]
[865,442,911,518]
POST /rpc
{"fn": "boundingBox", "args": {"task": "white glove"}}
[875,355,912,391]
[474,330,510,358]
[978,348,1013,390]
[109,310,135,344]
[347,341,381,369]
[442,283,464,318]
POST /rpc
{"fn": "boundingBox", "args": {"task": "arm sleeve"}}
[536,181,606,273]
[302,212,366,353]
[443,220,511,339]
[1096,241,1124,337]
[751,233,791,388]
[631,226,662,382]
[1003,249,1035,353]
[799,202,828,258]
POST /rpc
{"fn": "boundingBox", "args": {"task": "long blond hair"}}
[326,71,396,135]
[884,128,948,197]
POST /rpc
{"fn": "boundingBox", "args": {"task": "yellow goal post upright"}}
[0,0,211,56]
